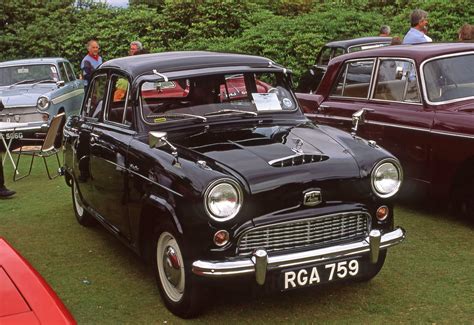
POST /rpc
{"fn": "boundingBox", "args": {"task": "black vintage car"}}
[297,36,392,93]
[62,51,405,318]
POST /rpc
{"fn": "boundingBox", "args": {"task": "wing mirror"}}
[351,108,374,136]
[149,131,180,167]
[56,80,65,87]
[0,99,4,111]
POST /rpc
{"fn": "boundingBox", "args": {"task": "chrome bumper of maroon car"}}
[192,227,406,285]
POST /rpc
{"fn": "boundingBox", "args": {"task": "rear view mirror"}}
[395,66,404,80]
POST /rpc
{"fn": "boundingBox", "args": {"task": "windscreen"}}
[0,64,59,86]
[140,72,297,124]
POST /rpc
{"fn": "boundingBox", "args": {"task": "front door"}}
[88,74,134,239]
[320,58,434,183]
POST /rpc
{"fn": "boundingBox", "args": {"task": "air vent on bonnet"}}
[268,154,329,167]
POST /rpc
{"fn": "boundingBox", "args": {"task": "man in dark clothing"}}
[0,157,15,198]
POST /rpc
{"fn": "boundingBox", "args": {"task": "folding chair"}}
[12,113,65,181]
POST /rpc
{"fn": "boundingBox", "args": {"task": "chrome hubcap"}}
[163,246,182,287]
[157,232,185,302]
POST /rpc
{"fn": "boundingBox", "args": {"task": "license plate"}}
[5,132,23,140]
[280,258,360,291]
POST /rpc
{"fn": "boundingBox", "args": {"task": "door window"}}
[105,75,131,125]
[318,47,332,66]
[331,60,375,98]
[58,63,69,82]
[84,74,107,118]
[373,59,420,102]
[65,62,76,81]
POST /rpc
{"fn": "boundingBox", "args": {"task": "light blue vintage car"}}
[0,57,84,140]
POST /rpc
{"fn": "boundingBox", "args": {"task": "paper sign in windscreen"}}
[252,93,282,111]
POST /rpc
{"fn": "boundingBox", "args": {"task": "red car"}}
[297,43,474,216]
[0,238,75,325]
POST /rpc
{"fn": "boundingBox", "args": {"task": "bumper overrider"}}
[192,227,405,285]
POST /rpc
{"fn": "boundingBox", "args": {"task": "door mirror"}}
[56,80,66,87]
[149,131,169,148]
[351,108,374,136]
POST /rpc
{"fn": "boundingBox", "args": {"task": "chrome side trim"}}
[192,227,405,280]
[51,88,84,105]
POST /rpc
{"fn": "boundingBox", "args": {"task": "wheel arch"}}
[138,194,183,262]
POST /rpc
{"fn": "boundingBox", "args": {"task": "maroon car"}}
[297,43,474,216]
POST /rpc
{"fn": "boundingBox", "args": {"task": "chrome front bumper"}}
[192,227,406,285]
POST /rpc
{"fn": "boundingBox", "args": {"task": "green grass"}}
[1,156,473,324]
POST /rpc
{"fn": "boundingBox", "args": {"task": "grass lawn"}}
[0,156,473,324]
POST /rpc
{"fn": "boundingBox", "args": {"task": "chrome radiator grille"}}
[237,212,370,255]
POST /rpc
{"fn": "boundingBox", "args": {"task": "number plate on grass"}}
[280,258,361,291]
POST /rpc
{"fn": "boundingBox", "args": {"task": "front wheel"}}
[72,178,95,227]
[153,225,204,318]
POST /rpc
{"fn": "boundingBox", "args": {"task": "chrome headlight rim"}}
[371,158,403,198]
[36,96,50,111]
[204,178,243,222]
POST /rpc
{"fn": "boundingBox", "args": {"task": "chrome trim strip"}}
[51,88,84,105]
[420,51,474,106]
[192,227,406,277]
[308,113,474,140]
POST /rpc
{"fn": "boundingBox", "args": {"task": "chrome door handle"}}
[90,133,99,144]
[318,105,329,113]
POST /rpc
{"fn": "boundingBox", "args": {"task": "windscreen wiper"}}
[204,109,258,117]
[147,112,207,122]
[9,79,36,87]
[32,79,57,86]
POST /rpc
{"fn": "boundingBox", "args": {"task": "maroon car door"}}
[317,58,435,183]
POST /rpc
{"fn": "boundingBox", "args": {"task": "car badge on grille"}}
[303,190,322,207]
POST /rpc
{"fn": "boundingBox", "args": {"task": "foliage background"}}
[1,0,473,79]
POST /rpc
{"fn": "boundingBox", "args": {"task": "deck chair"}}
[12,113,65,181]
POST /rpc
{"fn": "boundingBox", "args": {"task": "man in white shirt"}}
[403,9,431,44]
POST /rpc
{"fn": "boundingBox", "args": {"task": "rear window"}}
[423,53,474,103]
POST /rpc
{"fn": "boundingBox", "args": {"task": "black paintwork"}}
[63,51,398,264]
[297,37,392,93]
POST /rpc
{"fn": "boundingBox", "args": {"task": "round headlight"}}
[371,159,403,198]
[37,96,50,111]
[205,179,243,221]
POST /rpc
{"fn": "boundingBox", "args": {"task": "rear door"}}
[74,73,108,207]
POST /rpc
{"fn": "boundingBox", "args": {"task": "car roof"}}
[0,58,67,67]
[100,51,285,78]
[325,36,393,49]
[332,42,474,64]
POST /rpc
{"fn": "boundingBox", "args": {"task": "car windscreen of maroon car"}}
[139,72,297,124]
[423,53,474,103]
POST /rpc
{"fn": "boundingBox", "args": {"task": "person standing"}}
[458,23,473,41]
[403,9,431,44]
[0,157,15,198]
[379,25,391,37]
[129,41,143,56]
[81,39,102,89]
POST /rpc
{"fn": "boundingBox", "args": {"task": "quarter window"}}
[373,59,420,103]
[331,60,374,98]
